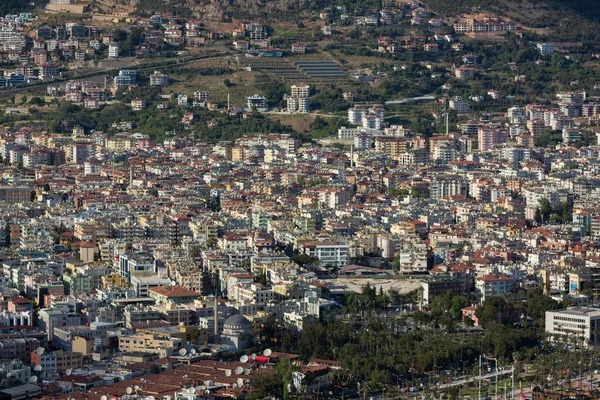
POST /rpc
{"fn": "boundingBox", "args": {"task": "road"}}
[0,52,231,99]
[385,95,436,105]
[439,369,513,389]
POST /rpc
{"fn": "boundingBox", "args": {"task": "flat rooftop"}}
[551,307,600,316]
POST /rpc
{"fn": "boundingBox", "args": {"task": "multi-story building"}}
[449,96,470,113]
[296,240,349,267]
[375,137,408,157]
[114,70,137,89]
[478,126,508,151]
[108,43,119,58]
[429,176,469,200]
[247,94,267,112]
[475,274,513,300]
[545,307,600,346]
[420,278,464,304]
[119,252,155,281]
[537,42,555,55]
[149,71,169,86]
[118,333,183,355]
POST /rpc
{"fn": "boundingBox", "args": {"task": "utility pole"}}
[495,359,498,400]
[479,355,482,400]
[511,364,515,400]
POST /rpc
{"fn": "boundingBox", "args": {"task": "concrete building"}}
[545,307,600,345]
[537,42,555,55]
[119,252,155,282]
[108,44,119,58]
[475,274,513,301]
[478,126,509,152]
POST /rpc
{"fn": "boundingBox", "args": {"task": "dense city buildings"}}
[0,0,596,398]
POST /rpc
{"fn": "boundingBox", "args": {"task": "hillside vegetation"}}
[425,0,600,24]
[0,0,47,15]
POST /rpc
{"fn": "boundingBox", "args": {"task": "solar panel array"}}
[294,61,346,78]
[246,58,308,80]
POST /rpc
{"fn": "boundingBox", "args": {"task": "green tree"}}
[291,253,318,267]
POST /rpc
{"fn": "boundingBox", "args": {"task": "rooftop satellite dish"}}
[251,353,256,361]
[243,368,250,375]
[179,348,187,356]
[188,387,196,394]
[146,397,155,400]
[34,365,42,372]
[234,367,243,375]
[190,348,197,355]
[134,385,140,391]
[194,386,203,392]
[29,376,38,383]
[101,396,108,400]
[206,380,214,387]
[237,378,244,387]
[171,280,176,286]
[126,387,133,395]
[35,347,45,355]
[65,369,72,376]
[225,369,232,377]
[240,355,248,363]
[263,348,272,357]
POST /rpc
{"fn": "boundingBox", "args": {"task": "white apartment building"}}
[545,307,600,345]
[449,96,470,113]
[291,84,310,98]
[475,274,513,301]
[108,44,119,58]
[297,240,349,267]
[537,42,555,55]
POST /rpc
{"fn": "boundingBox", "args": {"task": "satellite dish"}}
[244,368,250,375]
[234,367,243,375]
[171,281,176,286]
[206,380,214,387]
[35,347,45,355]
[236,378,244,387]
[240,355,248,363]
[225,369,232,377]
[34,365,42,372]
[29,376,38,383]
[194,386,203,392]
[188,387,196,394]
[179,348,187,356]
[190,348,197,355]
[134,385,140,391]
[263,348,272,357]
[65,369,72,376]
[126,387,133,395]
[101,396,108,400]
[251,353,256,360]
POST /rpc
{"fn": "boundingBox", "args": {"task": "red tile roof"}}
[149,286,201,298]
